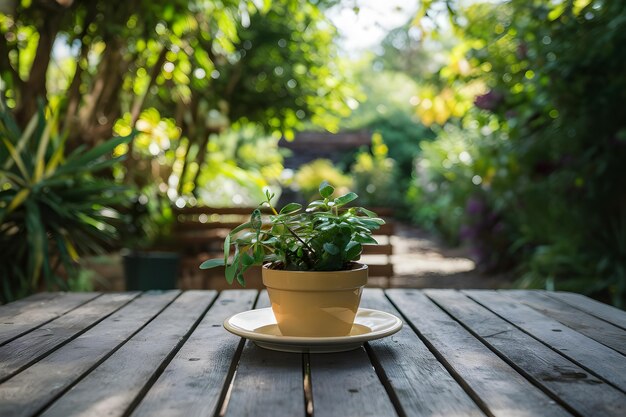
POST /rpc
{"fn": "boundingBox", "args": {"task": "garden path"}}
[365,223,515,289]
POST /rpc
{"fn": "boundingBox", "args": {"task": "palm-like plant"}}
[0,102,132,302]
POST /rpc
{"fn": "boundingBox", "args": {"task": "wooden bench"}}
[172,206,395,289]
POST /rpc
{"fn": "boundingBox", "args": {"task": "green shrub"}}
[293,159,352,202]
[350,133,402,209]
[0,104,131,302]
[412,0,626,305]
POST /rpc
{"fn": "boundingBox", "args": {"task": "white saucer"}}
[223,307,403,353]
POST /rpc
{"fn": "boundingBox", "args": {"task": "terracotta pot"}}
[262,263,368,337]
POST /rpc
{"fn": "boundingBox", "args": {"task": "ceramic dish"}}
[223,307,403,353]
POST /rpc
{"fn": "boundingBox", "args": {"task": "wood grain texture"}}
[224,343,304,417]
[511,290,626,355]
[39,291,216,417]
[361,289,485,417]
[0,291,180,417]
[131,290,257,417]
[386,289,573,417]
[0,292,100,346]
[0,293,61,317]
[546,292,626,330]
[465,290,626,392]
[223,290,305,417]
[427,289,626,417]
[0,293,138,382]
[310,348,397,417]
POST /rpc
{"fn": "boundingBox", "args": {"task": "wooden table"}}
[0,289,625,417]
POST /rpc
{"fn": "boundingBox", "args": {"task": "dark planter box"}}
[123,251,180,291]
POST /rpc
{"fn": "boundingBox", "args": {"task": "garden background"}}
[1,0,624,307]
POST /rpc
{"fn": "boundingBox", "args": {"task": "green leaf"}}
[346,241,362,260]
[236,272,246,286]
[242,252,255,266]
[199,258,225,269]
[334,192,358,207]
[306,200,326,212]
[254,243,265,263]
[280,202,302,214]
[2,138,29,181]
[33,121,52,182]
[250,209,262,230]
[354,234,378,244]
[323,242,339,255]
[58,134,133,175]
[228,221,252,236]
[225,252,239,284]
[261,236,278,245]
[359,207,378,218]
[360,218,385,229]
[223,234,231,265]
[319,181,334,198]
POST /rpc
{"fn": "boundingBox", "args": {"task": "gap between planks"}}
[385,289,575,417]
[0,291,180,417]
[425,289,626,417]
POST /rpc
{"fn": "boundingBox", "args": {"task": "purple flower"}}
[466,197,485,215]
[474,90,504,111]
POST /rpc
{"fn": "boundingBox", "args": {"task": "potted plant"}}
[200,181,385,337]
[120,188,180,291]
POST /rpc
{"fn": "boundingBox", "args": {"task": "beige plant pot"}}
[262,263,368,337]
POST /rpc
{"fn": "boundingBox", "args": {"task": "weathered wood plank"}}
[40,291,216,417]
[427,289,626,417]
[511,290,626,356]
[0,291,180,417]
[546,291,626,330]
[0,292,100,346]
[0,293,61,316]
[130,290,257,417]
[310,348,397,417]
[465,290,626,392]
[223,291,305,417]
[386,289,573,417]
[359,289,485,417]
[0,293,138,383]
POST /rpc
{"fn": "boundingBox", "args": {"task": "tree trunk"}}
[63,4,97,134]
[16,11,62,127]
[75,38,127,147]
[123,45,168,182]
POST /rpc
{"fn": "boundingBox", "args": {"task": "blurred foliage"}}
[0,102,130,302]
[411,0,626,305]
[340,55,434,214]
[350,133,402,209]
[0,0,355,210]
[408,123,477,244]
[293,159,352,202]
[0,0,357,256]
